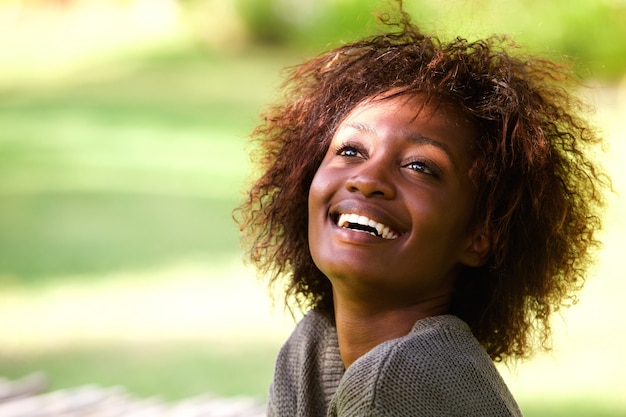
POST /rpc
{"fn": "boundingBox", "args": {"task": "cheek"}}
[407,192,472,242]
[308,165,334,209]
[307,173,322,215]
[307,166,338,258]
[307,169,327,234]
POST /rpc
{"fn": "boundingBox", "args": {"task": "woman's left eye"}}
[404,160,438,177]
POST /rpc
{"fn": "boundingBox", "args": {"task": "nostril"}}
[345,174,395,199]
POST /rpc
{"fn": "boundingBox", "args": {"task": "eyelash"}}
[334,141,440,178]
[335,142,366,158]
[403,158,439,178]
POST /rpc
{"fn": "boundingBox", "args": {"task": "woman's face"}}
[308,94,485,309]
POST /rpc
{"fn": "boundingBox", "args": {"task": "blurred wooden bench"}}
[0,373,266,416]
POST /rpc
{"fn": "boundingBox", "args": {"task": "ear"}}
[459,228,492,268]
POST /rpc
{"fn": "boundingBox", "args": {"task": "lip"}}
[328,200,406,239]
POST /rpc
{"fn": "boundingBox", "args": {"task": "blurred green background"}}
[1,0,625,415]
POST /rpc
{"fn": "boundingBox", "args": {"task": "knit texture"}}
[268,310,522,417]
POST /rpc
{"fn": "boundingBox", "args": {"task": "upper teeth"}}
[337,213,398,240]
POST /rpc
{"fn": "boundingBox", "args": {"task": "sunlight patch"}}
[0,257,295,354]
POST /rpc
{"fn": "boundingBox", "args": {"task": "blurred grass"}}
[0,45,294,284]
[0,256,296,400]
[1,342,277,401]
[0,41,296,401]
[0,193,236,281]
[0,1,625,415]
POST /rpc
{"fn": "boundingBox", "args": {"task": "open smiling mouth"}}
[336,213,399,240]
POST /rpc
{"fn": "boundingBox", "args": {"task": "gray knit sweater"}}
[268,309,522,417]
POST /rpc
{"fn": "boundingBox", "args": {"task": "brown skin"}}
[308,94,491,367]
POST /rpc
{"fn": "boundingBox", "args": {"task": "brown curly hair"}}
[234,9,608,362]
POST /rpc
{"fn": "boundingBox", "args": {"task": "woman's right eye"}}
[335,142,365,158]
[340,147,359,157]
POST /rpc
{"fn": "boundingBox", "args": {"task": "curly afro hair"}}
[234,8,609,362]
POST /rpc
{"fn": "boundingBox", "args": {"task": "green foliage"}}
[477,0,626,80]
[235,0,297,45]
[231,0,626,80]
[235,0,382,50]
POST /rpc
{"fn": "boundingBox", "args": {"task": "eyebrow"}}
[344,122,455,160]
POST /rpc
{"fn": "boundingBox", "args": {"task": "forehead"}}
[334,92,478,147]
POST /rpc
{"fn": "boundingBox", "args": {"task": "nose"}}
[345,160,396,199]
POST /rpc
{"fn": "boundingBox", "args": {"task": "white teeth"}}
[336,213,398,240]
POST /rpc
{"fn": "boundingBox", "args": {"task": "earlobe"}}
[461,230,492,267]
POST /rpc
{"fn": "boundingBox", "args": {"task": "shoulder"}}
[274,309,343,376]
[269,309,344,417]
[276,309,333,358]
[330,315,522,417]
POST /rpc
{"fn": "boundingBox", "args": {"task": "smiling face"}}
[308,93,488,310]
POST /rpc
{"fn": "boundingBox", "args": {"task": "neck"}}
[333,293,450,369]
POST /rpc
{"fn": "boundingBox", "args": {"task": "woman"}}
[236,8,608,416]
